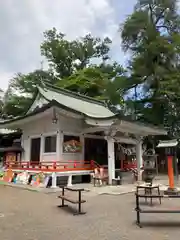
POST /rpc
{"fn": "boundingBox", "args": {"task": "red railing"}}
[89,160,102,169]
[123,163,137,169]
[4,160,95,172]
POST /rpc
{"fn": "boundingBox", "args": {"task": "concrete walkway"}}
[1,175,179,196]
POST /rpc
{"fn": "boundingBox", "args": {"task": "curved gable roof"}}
[37,84,115,118]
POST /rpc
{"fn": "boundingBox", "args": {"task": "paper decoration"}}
[0,171,4,180]
[116,143,149,156]
[3,169,13,182]
[16,171,29,184]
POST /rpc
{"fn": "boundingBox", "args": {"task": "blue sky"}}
[0,0,137,90]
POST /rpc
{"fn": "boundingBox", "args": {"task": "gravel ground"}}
[0,185,180,240]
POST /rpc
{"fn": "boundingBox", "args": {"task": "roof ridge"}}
[41,81,108,107]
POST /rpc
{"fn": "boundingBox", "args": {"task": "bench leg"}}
[93,178,95,187]
[150,188,152,205]
[58,188,68,208]
[136,194,142,228]
[158,187,161,204]
[58,204,68,208]
[93,178,99,187]
[136,211,142,227]
[73,191,86,215]
[98,179,101,186]
[99,179,102,186]
[144,189,147,203]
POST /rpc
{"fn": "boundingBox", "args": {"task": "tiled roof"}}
[37,83,115,118]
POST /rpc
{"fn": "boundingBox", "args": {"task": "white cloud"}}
[0,0,120,91]
[0,71,14,92]
[2,0,146,92]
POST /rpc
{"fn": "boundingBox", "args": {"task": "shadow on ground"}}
[136,221,180,228]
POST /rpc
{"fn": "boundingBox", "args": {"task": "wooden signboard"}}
[63,140,82,153]
[6,153,16,164]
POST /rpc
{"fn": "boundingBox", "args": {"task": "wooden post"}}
[136,140,143,181]
[167,156,174,189]
[120,158,124,170]
[51,172,57,188]
[107,137,115,184]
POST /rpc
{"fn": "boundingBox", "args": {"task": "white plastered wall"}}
[21,112,84,163]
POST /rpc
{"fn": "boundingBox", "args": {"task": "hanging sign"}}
[6,153,16,164]
[63,140,82,153]
[117,143,149,156]
[118,145,136,155]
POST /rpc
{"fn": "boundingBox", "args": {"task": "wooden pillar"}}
[40,135,44,162]
[136,140,143,181]
[56,131,61,161]
[107,137,115,184]
[51,172,57,188]
[168,156,174,189]
[80,134,85,166]
[67,175,73,186]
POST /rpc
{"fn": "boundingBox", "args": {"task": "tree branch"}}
[149,4,154,24]
[155,9,165,25]
[156,25,168,29]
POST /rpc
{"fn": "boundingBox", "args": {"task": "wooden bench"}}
[135,193,180,227]
[136,184,161,205]
[93,176,108,186]
[58,187,86,215]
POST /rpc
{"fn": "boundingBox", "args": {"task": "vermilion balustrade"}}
[4,160,100,172]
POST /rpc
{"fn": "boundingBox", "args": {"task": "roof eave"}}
[25,88,39,115]
[0,102,54,129]
[85,117,167,136]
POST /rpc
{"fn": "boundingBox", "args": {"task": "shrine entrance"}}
[84,137,108,166]
[30,138,41,163]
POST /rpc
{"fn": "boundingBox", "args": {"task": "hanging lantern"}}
[52,108,58,124]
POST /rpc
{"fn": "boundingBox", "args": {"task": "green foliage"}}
[2,31,126,117]
[3,95,33,117]
[41,28,112,78]
[5,0,180,134]
[121,0,180,136]
[57,63,126,106]
[3,70,56,117]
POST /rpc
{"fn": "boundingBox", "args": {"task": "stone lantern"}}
[142,149,157,185]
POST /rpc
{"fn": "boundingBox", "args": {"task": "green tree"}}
[57,63,127,107]
[121,0,180,135]
[3,31,124,118]
[3,70,56,117]
[41,28,112,78]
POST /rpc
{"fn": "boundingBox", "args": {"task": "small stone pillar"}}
[67,175,72,186]
[51,172,57,188]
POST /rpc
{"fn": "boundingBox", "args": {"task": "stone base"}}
[164,187,180,195]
